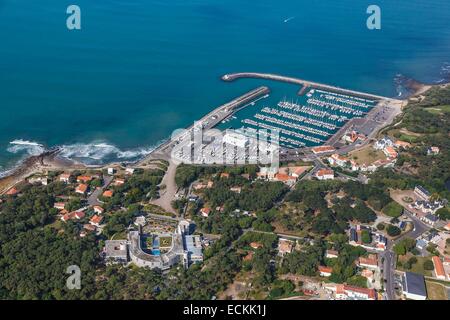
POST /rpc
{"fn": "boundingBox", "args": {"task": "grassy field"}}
[425,105,450,115]
[382,201,403,218]
[349,146,385,165]
[397,254,433,277]
[425,281,448,300]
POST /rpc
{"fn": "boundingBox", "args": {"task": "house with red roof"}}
[102,190,114,198]
[93,206,104,214]
[89,215,104,227]
[316,169,334,180]
[318,266,333,277]
[6,187,19,196]
[200,207,211,217]
[343,285,377,300]
[54,202,66,210]
[77,175,92,183]
[75,184,89,195]
[432,256,447,280]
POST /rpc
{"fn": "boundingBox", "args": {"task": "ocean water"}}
[1,0,450,173]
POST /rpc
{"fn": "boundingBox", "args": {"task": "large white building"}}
[105,219,203,271]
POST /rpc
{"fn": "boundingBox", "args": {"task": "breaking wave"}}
[7,139,46,156]
[5,139,159,167]
[58,142,155,163]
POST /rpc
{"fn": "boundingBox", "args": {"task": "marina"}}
[232,86,379,148]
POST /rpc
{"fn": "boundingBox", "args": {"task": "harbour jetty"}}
[222,72,391,101]
[141,86,270,162]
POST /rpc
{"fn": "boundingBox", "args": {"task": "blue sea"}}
[1,0,450,174]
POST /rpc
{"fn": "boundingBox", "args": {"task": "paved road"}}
[87,175,113,206]
[383,211,430,300]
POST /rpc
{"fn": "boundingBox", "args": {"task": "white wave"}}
[7,139,45,156]
[58,142,155,162]
[5,138,160,169]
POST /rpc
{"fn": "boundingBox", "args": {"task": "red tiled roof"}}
[6,187,19,196]
[317,169,334,177]
[432,256,445,278]
[102,190,114,198]
[359,256,378,267]
[90,215,104,225]
[250,242,263,249]
[76,184,88,193]
[74,211,85,219]
[77,175,92,183]
[275,173,296,181]
[312,145,336,154]
[343,285,376,299]
[318,266,333,274]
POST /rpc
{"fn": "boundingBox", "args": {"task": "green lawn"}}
[383,201,403,218]
[425,105,450,114]
[397,254,433,276]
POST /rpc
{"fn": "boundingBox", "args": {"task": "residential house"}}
[249,242,263,250]
[325,250,339,259]
[274,173,296,185]
[74,211,85,220]
[54,202,66,210]
[427,146,440,156]
[383,146,398,159]
[422,214,438,226]
[414,185,431,201]
[93,206,104,214]
[6,187,19,196]
[358,255,378,270]
[311,145,336,154]
[59,173,71,183]
[200,207,211,217]
[277,239,294,256]
[318,266,333,277]
[90,215,104,227]
[230,186,242,194]
[220,172,230,179]
[113,178,125,186]
[361,269,374,282]
[102,190,114,198]
[432,256,447,280]
[328,153,348,167]
[316,169,334,180]
[77,175,92,183]
[75,184,89,195]
[28,176,48,185]
[343,285,377,300]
